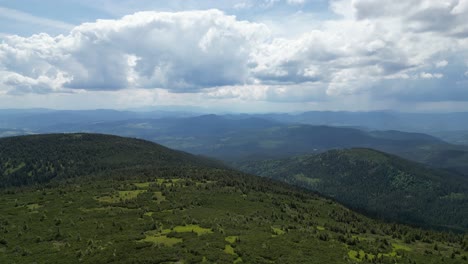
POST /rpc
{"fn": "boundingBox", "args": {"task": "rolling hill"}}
[3,111,468,175]
[0,134,466,263]
[237,148,468,232]
[0,133,221,188]
[24,114,468,174]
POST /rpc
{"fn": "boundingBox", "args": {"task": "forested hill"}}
[0,134,467,263]
[0,133,221,188]
[237,148,468,232]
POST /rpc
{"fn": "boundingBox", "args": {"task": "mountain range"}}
[7,112,466,175]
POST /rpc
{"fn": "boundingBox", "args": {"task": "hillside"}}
[0,134,467,263]
[237,148,468,232]
[3,112,468,175]
[32,114,468,174]
[0,133,220,188]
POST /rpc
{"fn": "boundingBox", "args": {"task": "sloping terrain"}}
[0,134,466,263]
[237,148,468,231]
[24,114,468,175]
[0,133,221,188]
[3,112,468,175]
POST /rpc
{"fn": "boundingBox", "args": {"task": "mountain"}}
[4,108,468,135]
[237,148,468,231]
[0,109,197,130]
[257,111,468,132]
[434,130,468,146]
[15,113,468,175]
[0,133,221,188]
[0,134,466,263]
[3,109,468,175]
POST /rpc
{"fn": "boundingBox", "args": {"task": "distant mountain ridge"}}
[256,111,468,132]
[2,110,468,175]
[3,108,468,132]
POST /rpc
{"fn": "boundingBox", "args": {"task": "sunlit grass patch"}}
[348,250,376,261]
[225,236,239,244]
[348,250,361,261]
[392,243,412,251]
[138,234,182,247]
[224,244,235,255]
[271,227,285,236]
[316,226,325,231]
[379,251,397,258]
[4,162,25,175]
[172,225,213,236]
[156,178,183,186]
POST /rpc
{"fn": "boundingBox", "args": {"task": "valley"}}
[2,110,468,175]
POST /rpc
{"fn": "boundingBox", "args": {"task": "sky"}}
[0,0,467,112]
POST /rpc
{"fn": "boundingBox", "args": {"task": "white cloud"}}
[1,3,468,108]
[0,10,269,94]
[420,72,443,79]
[346,0,468,37]
[452,0,468,14]
[435,60,449,68]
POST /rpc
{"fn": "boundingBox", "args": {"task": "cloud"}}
[1,4,468,107]
[435,60,449,68]
[345,0,468,37]
[420,72,443,79]
[204,83,327,102]
[0,10,268,94]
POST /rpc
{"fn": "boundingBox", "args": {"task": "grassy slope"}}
[237,148,468,232]
[0,135,467,263]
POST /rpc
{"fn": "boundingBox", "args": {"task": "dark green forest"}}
[0,134,467,263]
[0,133,222,188]
[237,148,468,232]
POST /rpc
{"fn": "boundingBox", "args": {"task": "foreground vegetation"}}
[0,134,467,263]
